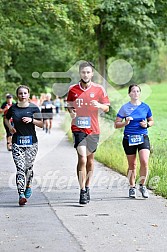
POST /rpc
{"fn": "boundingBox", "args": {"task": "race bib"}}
[75,117,91,128]
[17,136,33,147]
[128,134,144,146]
[46,104,52,109]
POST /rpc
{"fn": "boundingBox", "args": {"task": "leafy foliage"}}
[0,0,99,96]
[1,0,167,98]
[94,0,167,77]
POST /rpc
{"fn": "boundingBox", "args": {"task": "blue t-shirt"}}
[117,102,152,136]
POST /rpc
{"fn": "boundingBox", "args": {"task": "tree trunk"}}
[98,54,107,90]
[96,22,107,90]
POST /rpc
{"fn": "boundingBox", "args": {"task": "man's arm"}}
[67,106,77,119]
[91,100,109,112]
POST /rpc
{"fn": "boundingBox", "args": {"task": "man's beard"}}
[80,78,90,84]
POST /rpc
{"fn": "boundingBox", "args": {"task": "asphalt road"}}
[0,113,167,252]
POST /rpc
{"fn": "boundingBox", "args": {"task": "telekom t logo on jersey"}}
[76,98,84,108]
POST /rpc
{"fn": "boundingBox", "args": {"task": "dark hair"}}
[79,61,94,72]
[128,84,141,94]
[16,85,30,96]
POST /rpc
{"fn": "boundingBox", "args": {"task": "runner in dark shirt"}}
[6,103,41,144]
[5,85,43,206]
[0,94,15,151]
[41,93,54,133]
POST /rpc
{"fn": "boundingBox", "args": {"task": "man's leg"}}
[76,145,88,204]
[85,152,94,203]
[45,119,49,133]
[85,153,94,188]
[49,118,52,133]
[77,145,87,190]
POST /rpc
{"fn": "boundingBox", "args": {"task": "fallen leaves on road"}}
[151,224,158,227]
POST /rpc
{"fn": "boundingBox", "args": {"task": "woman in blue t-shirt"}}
[115,84,154,199]
[5,85,43,206]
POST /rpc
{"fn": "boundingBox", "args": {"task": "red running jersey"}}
[67,82,110,134]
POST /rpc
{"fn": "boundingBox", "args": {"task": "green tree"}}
[93,0,167,81]
[0,0,99,94]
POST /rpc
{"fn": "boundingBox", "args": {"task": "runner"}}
[41,93,54,133]
[0,94,15,151]
[114,84,154,199]
[30,94,40,106]
[67,61,110,204]
[54,95,61,115]
[5,85,43,206]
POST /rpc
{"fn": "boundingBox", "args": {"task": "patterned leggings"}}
[12,143,38,195]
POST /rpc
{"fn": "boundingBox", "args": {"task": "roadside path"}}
[0,113,167,252]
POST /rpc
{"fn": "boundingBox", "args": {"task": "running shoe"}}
[79,190,87,204]
[139,185,149,198]
[19,193,27,206]
[25,187,32,199]
[129,187,136,198]
[85,187,90,203]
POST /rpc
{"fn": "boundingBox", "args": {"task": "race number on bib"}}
[128,134,144,146]
[75,117,91,128]
[17,136,33,147]
[46,104,52,109]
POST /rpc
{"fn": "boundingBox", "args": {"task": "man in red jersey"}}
[67,61,110,204]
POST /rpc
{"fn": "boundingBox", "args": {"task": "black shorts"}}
[43,113,53,120]
[73,131,99,153]
[123,135,150,155]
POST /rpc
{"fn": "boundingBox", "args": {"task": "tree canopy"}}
[0,0,167,100]
[94,0,167,80]
[0,0,99,98]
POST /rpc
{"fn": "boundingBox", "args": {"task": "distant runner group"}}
[0,61,154,206]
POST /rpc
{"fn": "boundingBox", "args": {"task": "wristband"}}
[147,122,150,128]
[32,118,34,123]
